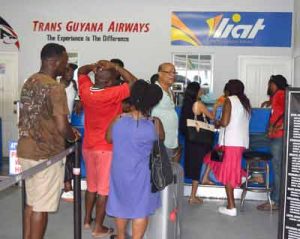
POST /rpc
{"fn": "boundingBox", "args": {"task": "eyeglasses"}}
[160,70,178,75]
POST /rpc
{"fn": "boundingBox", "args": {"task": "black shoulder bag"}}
[150,119,173,193]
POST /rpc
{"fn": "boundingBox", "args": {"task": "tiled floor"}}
[0,185,278,239]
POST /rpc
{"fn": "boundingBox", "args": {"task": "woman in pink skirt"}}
[202,79,251,216]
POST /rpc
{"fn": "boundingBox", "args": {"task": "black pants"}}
[184,140,211,181]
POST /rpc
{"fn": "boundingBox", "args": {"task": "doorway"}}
[0,52,19,157]
[238,56,293,107]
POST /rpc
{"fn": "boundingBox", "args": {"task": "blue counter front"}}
[72,108,273,189]
[71,112,86,178]
[176,107,273,186]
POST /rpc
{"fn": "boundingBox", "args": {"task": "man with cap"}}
[257,74,289,211]
[60,63,81,202]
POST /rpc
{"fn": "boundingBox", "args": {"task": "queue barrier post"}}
[74,142,82,239]
[0,146,81,239]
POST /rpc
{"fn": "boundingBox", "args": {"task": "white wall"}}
[294,0,300,86]
[1,0,294,96]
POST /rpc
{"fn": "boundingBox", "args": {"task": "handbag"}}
[186,114,215,145]
[211,129,226,162]
[150,120,173,193]
[210,146,225,162]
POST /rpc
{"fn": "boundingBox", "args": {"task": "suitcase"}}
[127,162,184,239]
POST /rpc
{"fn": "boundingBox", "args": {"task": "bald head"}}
[95,68,118,88]
[158,62,174,72]
[157,62,176,89]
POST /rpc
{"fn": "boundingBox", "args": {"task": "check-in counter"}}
[177,107,273,199]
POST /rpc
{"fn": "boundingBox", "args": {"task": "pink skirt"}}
[204,146,246,188]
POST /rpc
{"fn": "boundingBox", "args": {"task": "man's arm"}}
[51,85,79,142]
[77,64,96,76]
[97,60,137,88]
[54,115,78,142]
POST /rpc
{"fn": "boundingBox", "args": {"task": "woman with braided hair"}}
[202,79,251,216]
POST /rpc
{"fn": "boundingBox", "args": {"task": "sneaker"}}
[61,191,74,202]
[218,206,237,216]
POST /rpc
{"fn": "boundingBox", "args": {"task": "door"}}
[239,56,293,107]
[0,52,19,157]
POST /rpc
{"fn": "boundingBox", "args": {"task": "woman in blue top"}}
[106,80,164,239]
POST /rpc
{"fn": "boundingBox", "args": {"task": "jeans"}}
[270,137,283,205]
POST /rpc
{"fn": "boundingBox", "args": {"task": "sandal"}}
[83,218,94,230]
[188,197,203,205]
[201,180,215,186]
[257,202,279,211]
[92,228,114,238]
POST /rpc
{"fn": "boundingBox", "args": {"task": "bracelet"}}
[67,134,79,144]
[66,138,76,144]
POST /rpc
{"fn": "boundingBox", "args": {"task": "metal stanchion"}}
[1,147,77,238]
[22,179,26,239]
[73,142,82,239]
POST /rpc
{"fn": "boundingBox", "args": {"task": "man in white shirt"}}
[60,63,80,202]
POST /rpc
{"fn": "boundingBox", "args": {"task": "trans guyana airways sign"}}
[171,12,292,47]
[33,20,150,33]
[32,20,150,43]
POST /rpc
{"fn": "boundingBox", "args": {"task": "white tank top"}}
[218,95,250,148]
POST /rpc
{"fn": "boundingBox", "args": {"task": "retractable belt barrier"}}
[0,142,82,239]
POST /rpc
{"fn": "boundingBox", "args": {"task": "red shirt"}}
[269,90,285,138]
[79,74,130,150]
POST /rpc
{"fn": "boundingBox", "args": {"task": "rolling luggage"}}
[127,162,184,239]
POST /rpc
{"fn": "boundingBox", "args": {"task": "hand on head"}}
[95,60,118,73]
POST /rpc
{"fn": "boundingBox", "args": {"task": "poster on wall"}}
[171,12,292,47]
[0,16,20,50]
[279,88,300,239]
[8,141,22,175]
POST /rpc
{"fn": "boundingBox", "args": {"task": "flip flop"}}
[201,180,215,185]
[92,228,114,238]
[83,223,91,230]
[188,197,203,205]
[83,218,94,230]
[257,202,278,211]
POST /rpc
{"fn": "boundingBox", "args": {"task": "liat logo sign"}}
[171,12,292,47]
[207,14,265,39]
